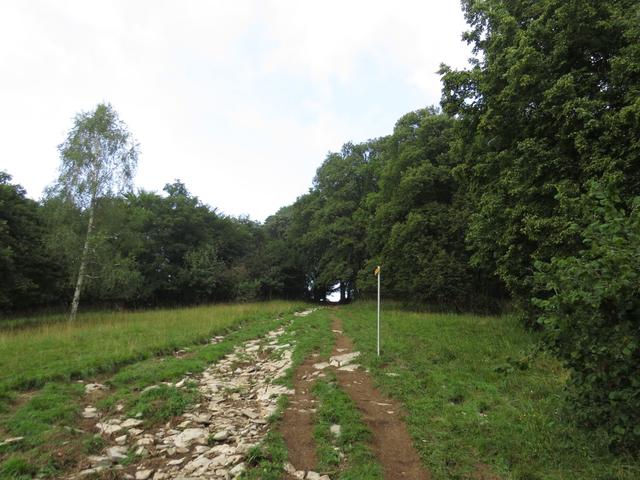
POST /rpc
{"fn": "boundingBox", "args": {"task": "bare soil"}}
[331,314,430,480]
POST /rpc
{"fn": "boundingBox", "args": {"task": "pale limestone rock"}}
[212,430,229,441]
[135,469,154,480]
[85,383,108,394]
[329,351,360,367]
[87,455,111,467]
[121,418,144,429]
[106,446,127,461]
[229,462,245,477]
[82,407,98,419]
[172,428,207,448]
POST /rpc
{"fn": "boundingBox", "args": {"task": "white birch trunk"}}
[69,205,95,321]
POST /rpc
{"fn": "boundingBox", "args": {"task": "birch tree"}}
[57,103,138,321]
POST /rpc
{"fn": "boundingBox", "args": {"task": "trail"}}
[68,326,295,479]
[330,314,430,480]
[280,311,430,480]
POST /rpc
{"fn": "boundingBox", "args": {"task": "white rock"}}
[85,383,107,394]
[306,472,322,480]
[330,424,341,438]
[313,362,330,370]
[212,430,229,441]
[87,455,111,467]
[229,462,245,477]
[142,385,160,394]
[172,428,207,448]
[106,446,128,461]
[338,364,360,372]
[79,466,106,476]
[82,407,98,419]
[97,423,123,435]
[329,352,360,367]
[0,437,23,447]
[135,469,154,480]
[122,418,144,428]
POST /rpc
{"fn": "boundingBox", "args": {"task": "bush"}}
[534,183,640,451]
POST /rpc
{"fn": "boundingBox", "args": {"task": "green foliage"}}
[441,0,640,319]
[439,0,640,447]
[56,103,138,209]
[0,173,59,311]
[534,183,640,450]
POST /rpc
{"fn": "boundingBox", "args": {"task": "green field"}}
[340,303,640,479]
[0,302,302,477]
[1,302,639,479]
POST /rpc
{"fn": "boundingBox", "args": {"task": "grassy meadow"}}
[339,302,640,480]
[2,301,640,479]
[0,301,300,395]
[0,301,302,477]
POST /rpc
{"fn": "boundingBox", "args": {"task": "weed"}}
[83,435,106,455]
[0,456,37,479]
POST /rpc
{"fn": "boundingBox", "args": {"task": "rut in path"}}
[280,312,430,480]
[331,314,430,480]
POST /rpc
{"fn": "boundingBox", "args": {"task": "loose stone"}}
[135,469,154,480]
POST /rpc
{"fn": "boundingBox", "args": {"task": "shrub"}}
[534,182,640,451]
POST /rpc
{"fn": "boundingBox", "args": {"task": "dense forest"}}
[1,0,639,450]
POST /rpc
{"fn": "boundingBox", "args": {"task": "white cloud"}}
[0,0,472,221]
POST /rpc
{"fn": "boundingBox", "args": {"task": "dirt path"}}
[331,314,430,480]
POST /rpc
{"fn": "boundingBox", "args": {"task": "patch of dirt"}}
[331,314,430,480]
[472,463,501,480]
[280,356,320,475]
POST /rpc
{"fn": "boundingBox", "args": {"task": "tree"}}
[440,0,640,321]
[56,103,138,320]
[0,172,58,312]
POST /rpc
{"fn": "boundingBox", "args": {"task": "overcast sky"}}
[1,1,472,221]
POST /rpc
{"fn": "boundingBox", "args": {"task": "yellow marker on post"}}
[374,265,381,356]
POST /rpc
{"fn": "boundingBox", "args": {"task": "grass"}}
[339,302,640,480]
[0,301,303,478]
[0,301,300,395]
[313,373,383,479]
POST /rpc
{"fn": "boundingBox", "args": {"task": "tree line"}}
[1,0,638,451]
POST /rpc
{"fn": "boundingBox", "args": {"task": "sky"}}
[0,0,472,222]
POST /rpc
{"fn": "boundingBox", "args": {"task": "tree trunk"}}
[339,282,346,303]
[69,205,94,321]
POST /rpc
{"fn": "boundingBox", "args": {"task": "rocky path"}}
[71,324,296,480]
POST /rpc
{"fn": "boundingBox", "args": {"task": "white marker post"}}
[375,265,381,356]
